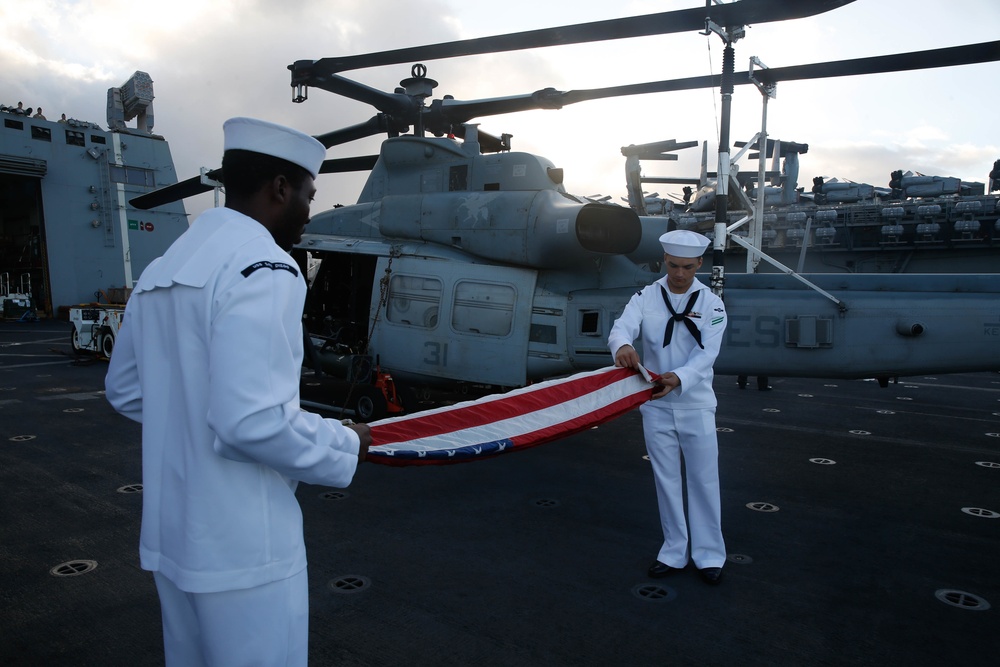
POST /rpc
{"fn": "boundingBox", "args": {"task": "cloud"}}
[897,125,950,149]
[775,139,999,192]
[2,0,997,220]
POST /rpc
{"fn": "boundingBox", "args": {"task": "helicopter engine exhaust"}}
[508,190,642,267]
[575,204,643,254]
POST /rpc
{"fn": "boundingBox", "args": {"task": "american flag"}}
[367,366,656,466]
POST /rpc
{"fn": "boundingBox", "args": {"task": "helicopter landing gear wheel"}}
[397,384,420,413]
[351,386,387,422]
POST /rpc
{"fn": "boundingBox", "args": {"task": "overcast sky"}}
[2,0,998,220]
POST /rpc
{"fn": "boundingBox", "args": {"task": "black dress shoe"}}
[647,561,676,578]
[699,567,723,585]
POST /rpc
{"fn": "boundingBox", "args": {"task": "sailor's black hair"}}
[220,149,311,198]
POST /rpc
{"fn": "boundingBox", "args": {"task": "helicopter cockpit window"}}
[386,275,442,329]
[452,281,515,337]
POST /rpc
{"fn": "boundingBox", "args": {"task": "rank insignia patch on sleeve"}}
[241,260,299,278]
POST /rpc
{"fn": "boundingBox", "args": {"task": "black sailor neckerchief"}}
[659,285,704,349]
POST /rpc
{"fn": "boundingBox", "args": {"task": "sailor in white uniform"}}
[608,229,728,585]
[106,117,372,666]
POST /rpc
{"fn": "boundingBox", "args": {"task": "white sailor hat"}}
[659,229,710,258]
[223,117,326,179]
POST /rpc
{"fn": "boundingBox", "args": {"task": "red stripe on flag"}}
[367,366,658,465]
[370,366,646,446]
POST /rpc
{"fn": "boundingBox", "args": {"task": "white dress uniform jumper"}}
[105,118,358,666]
[608,231,728,571]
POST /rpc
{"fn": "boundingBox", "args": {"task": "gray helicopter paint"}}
[297,127,1000,390]
[714,272,1000,378]
[117,3,1000,390]
[371,255,537,387]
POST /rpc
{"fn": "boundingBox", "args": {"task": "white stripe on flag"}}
[369,366,654,455]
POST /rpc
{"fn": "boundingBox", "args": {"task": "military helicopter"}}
[625,137,805,214]
[624,140,721,214]
[623,135,999,275]
[634,137,982,211]
[133,0,1000,419]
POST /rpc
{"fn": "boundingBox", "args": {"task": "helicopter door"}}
[371,258,537,387]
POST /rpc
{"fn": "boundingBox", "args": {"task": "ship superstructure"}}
[0,72,187,316]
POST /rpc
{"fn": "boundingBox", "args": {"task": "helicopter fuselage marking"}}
[423,341,449,367]
[725,314,782,348]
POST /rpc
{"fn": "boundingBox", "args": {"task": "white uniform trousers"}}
[153,569,309,667]
[639,403,726,569]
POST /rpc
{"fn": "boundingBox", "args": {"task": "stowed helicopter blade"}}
[299,72,569,140]
[428,89,567,130]
[350,40,1000,139]
[519,40,1000,108]
[314,115,396,149]
[129,156,380,210]
[752,40,1000,85]
[133,36,997,212]
[128,170,222,210]
[318,155,379,175]
[304,0,855,74]
[292,70,418,117]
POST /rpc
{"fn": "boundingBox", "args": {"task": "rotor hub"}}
[399,63,437,99]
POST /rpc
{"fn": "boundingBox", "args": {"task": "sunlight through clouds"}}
[1,0,996,219]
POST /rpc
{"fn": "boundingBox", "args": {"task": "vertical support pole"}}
[797,215,813,274]
[749,94,768,273]
[711,42,735,300]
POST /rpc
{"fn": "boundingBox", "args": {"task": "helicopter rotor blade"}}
[406,40,1000,135]
[423,89,567,134]
[134,36,997,212]
[547,40,1000,107]
[129,171,220,210]
[291,68,418,117]
[314,115,397,148]
[753,40,1000,85]
[129,156,381,210]
[305,0,855,74]
[317,155,379,175]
